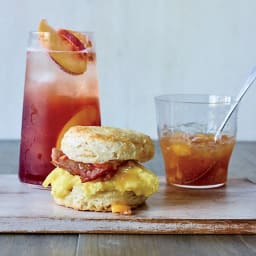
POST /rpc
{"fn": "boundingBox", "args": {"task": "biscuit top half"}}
[61,126,155,163]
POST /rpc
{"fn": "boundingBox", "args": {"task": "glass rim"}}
[28,31,95,35]
[155,94,236,105]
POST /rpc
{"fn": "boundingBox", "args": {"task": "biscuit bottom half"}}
[43,161,159,214]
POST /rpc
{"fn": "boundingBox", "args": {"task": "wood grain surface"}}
[1,175,255,234]
[1,140,256,256]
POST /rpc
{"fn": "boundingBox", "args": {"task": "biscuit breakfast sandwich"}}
[43,126,159,214]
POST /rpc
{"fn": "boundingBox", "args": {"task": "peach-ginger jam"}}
[159,132,235,188]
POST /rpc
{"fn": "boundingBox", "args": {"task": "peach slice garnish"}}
[67,30,92,48]
[58,29,85,52]
[38,19,87,74]
[56,107,100,149]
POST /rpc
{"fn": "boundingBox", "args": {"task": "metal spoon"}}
[214,66,256,141]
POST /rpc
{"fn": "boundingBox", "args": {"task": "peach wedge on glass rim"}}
[38,19,88,74]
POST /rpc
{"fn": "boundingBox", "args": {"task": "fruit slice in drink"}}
[56,107,100,149]
[38,19,87,74]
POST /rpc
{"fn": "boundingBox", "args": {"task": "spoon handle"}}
[214,66,256,141]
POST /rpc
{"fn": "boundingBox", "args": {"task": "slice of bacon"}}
[51,148,123,182]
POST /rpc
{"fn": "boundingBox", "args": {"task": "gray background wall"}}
[0,0,256,140]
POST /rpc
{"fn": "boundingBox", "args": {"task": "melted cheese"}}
[43,161,159,199]
[111,204,132,215]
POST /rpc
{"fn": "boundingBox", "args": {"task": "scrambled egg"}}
[43,161,159,199]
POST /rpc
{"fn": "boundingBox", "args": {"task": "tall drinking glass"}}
[19,31,101,185]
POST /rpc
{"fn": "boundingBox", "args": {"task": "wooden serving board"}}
[0,175,256,234]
